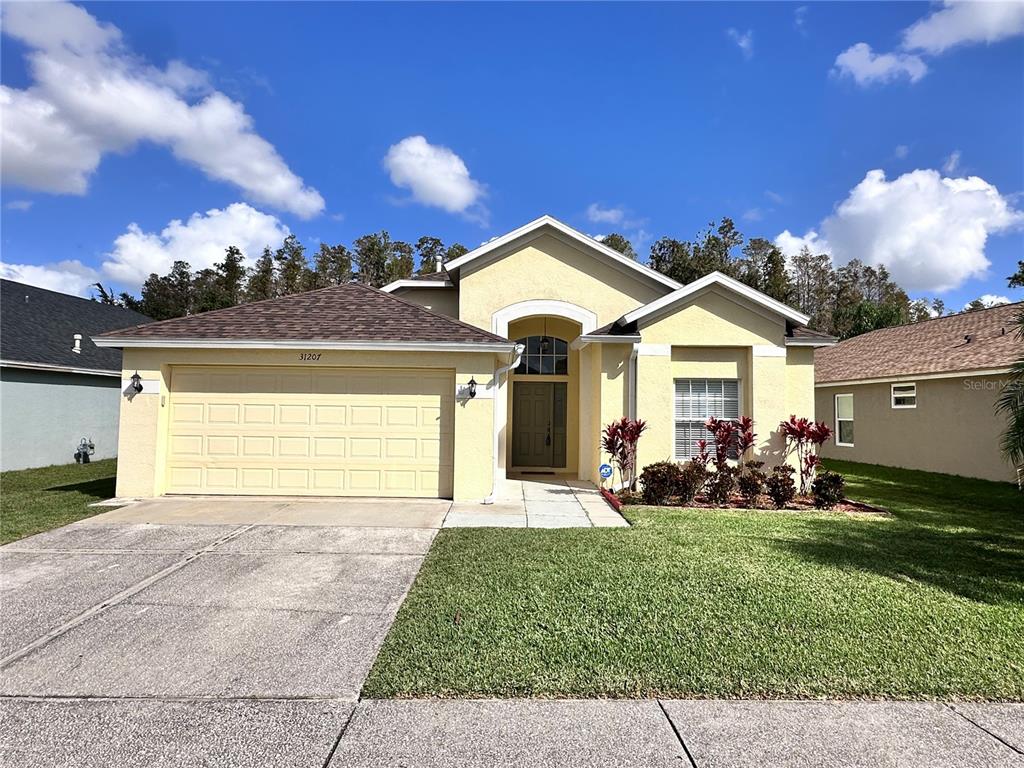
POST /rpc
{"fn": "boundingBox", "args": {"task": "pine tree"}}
[274,234,310,296]
[245,246,275,302]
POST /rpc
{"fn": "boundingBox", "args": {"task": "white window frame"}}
[834,393,854,447]
[891,383,917,409]
[673,378,742,461]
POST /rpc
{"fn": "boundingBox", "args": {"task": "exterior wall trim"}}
[816,366,1013,388]
[785,338,837,347]
[380,279,452,292]
[753,344,787,358]
[0,359,121,377]
[445,215,683,291]
[93,338,514,353]
[491,299,598,338]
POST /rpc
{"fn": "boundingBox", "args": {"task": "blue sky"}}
[1,1,1022,311]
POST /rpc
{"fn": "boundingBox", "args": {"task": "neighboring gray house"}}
[0,280,152,471]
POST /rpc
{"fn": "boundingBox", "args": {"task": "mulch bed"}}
[614,491,890,517]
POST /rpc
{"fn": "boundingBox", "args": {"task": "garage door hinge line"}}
[0,525,256,670]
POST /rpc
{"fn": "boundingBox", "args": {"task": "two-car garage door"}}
[165,366,454,497]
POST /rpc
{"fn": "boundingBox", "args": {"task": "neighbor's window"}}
[514,336,569,375]
[891,383,917,409]
[835,394,854,446]
[674,379,739,459]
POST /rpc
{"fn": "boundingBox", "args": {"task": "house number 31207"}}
[299,353,322,361]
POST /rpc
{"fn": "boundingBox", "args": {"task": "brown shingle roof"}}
[97,283,509,345]
[815,301,1023,384]
[789,326,837,342]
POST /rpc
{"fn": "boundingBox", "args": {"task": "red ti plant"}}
[694,439,711,468]
[778,415,833,494]
[703,416,756,468]
[602,417,648,490]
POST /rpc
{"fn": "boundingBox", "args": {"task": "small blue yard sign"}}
[599,463,613,480]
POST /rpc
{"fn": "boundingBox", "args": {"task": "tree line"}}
[95,221,1021,338]
[96,233,468,321]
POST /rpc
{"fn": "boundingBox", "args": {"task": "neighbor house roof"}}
[441,215,684,292]
[380,270,454,292]
[93,282,513,351]
[0,279,152,375]
[815,301,1023,384]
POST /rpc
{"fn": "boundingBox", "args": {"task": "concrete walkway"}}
[328,699,1023,767]
[444,475,627,528]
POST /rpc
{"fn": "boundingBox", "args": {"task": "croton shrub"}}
[627,413,844,510]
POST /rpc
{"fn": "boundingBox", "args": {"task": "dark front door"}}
[512,381,567,468]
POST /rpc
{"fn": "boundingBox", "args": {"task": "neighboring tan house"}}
[1,279,152,471]
[816,301,1022,484]
[96,216,835,502]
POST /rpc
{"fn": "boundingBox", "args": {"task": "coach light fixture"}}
[467,378,477,398]
[130,371,144,393]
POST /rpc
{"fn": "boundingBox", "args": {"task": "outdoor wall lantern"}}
[130,371,144,393]
[467,378,477,398]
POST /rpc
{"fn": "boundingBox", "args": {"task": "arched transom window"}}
[514,336,569,375]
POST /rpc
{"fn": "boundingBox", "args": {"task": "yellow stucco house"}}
[96,216,835,502]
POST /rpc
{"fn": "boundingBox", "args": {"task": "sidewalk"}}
[327,698,1023,768]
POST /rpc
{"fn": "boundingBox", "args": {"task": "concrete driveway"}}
[0,499,440,767]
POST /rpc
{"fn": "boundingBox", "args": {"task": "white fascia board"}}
[570,333,643,350]
[815,367,1013,388]
[92,337,515,353]
[444,215,683,291]
[0,359,121,377]
[785,338,837,347]
[622,271,811,327]
[380,279,452,293]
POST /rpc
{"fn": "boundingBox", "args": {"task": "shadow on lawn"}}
[779,519,1024,605]
[46,476,116,500]
[783,461,1024,605]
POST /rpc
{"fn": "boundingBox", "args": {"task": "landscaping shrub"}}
[706,466,737,505]
[677,460,706,505]
[737,461,766,507]
[766,465,797,509]
[640,461,683,506]
[812,470,846,509]
[779,416,833,495]
[602,417,648,491]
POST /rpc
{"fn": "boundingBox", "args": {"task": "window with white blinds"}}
[674,379,740,460]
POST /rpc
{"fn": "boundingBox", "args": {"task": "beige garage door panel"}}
[166,366,454,497]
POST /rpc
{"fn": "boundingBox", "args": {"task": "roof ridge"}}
[352,281,508,342]
[99,283,348,336]
[842,299,1024,342]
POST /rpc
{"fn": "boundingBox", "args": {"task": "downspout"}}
[484,342,526,504]
[628,343,639,421]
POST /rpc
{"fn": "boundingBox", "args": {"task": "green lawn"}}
[363,460,1023,700]
[0,459,118,545]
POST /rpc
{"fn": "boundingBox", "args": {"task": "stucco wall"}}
[1,368,123,471]
[390,287,459,318]
[816,373,1017,483]
[116,347,498,501]
[457,233,666,331]
[629,290,814,473]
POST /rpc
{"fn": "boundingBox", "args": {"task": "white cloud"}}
[586,203,625,225]
[903,0,1024,55]
[776,169,1023,293]
[5,200,33,211]
[833,43,927,86]
[742,207,763,222]
[894,144,909,159]
[765,190,785,205]
[0,1,323,218]
[0,259,99,296]
[726,28,754,59]
[964,294,1010,310]
[794,6,809,36]
[101,202,290,289]
[774,229,829,259]
[383,135,487,223]
[942,150,961,174]
[835,1,1024,87]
